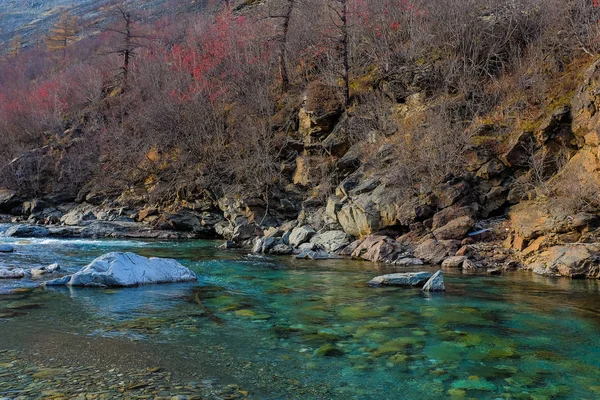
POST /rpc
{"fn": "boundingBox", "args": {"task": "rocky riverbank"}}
[3,60,600,281]
[2,194,599,281]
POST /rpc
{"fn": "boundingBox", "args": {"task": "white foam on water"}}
[9,238,149,247]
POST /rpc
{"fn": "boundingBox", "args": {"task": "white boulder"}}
[0,267,25,279]
[44,252,197,287]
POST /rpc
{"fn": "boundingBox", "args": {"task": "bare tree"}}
[267,0,296,91]
[104,3,147,89]
[329,0,350,107]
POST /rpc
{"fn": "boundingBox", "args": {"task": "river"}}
[1,230,600,399]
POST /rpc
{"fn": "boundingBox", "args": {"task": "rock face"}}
[3,225,50,238]
[422,270,445,292]
[368,272,433,287]
[528,244,600,278]
[44,252,197,287]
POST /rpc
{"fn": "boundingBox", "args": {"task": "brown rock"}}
[462,259,479,271]
[456,245,470,256]
[414,239,461,265]
[433,215,475,240]
[522,235,547,256]
[528,244,600,278]
[293,156,310,186]
[432,204,478,230]
[138,208,158,222]
[441,256,467,268]
[435,181,472,208]
[351,235,405,263]
[501,131,534,168]
[476,158,506,179]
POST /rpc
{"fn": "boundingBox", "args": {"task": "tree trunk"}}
[341,0,350,107]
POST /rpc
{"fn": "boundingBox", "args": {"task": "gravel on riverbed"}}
[0,349,249,400]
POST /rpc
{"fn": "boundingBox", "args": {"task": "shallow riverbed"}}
[1,231,600,399]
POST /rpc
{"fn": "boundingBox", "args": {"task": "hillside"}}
[1,0,600,279]
[0,0,211,48]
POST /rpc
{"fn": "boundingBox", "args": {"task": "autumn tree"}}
[46,10,80,59]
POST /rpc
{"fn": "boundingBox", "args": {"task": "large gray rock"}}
[252,236,279,254]
[368,272,433,287]
[270,244,294,255]
[0,244,15,253]
[422,270,445,292]
[4,225,50,238]
[309,230,351,253]
[44,252,197,287]
[0,268,25,279]
[289,225,316,247]
[60,206,97,226]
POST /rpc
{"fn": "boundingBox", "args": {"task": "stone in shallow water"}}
[31,263,60,277]
[3,225,50,238]
[43,252,197,287]
[0,268,25,279]
[422,270,445,292]
[296,250,341,260]
[368,272,432,287]
[0,244,15,253]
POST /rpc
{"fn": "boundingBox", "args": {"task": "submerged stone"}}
[372,337,423,356]
[0,244,15,253]
[451,377,497,392]
[314,343,345,357]
[235,309,256,318]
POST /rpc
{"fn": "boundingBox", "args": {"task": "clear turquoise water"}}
[1,231,600,399]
